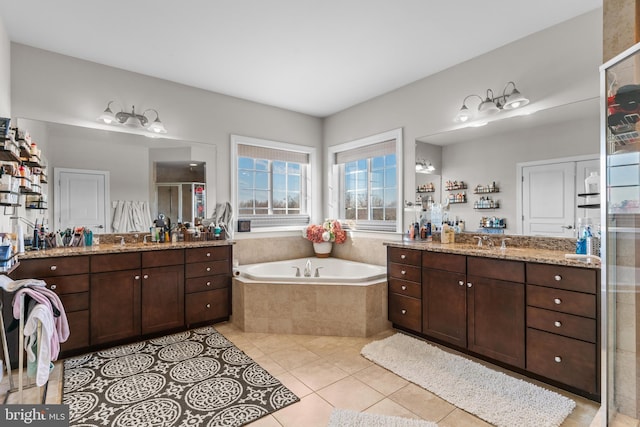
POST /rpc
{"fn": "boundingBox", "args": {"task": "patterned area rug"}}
[62,326,299,426]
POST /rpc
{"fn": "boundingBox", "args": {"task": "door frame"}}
[54,167,110,232]
[516,154,598,235]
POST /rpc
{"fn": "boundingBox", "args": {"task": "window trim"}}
[328,128,403,233]
[231,134,316,230]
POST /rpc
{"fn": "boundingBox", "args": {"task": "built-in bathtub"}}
[232,257,390,337]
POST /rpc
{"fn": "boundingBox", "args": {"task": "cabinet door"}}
[422,268,467,348]
[467,275,525,368]
[90,269,141,345]
[141,265,185,334]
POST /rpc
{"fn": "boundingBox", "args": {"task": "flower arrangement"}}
[304,219,347,244]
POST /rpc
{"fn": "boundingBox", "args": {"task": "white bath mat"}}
[361,333,576,427]
[327,408,438,427]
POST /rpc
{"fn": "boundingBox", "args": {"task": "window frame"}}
[231,134,316,230]
[328,128,403,233]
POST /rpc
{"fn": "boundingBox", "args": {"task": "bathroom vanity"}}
[1,240,233,364]
[386,241,600,401]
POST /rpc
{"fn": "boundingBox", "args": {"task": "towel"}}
[24,303,56,386]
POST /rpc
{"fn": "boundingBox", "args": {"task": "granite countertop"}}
[384,240,601,269]
[17,239,235,259]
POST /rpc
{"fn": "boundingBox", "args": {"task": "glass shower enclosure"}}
[602,41,640,425]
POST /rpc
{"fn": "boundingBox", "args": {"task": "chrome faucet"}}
[115,236,125,246]
[501,238,511,250]
[482,236,494,247]
[304,259,312,277]
[474,236,483,247]
[314,267,323,278]
[292,266,301,277]
[143,234,153,244]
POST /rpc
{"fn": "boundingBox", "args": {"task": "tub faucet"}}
[304,259,312,277]
[314,267,323,278]
[292,266,301,277]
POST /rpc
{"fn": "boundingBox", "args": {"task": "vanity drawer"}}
[185,260,230,278]
[185,288,230,324]
[185,246,231,264]
[526,328,597,395]
[527,306,596,343]
[526,263,597,294]
[388,262,421,283]
[60,292,89,312]
[467,256,525,283]
[46,274,89,294]
[12,256,90,278]
[389,278,421,299]
[142,249,184,268]
[388,247,421,266]
[388,293,421,332]
[422,251,466,274]
[527,285,596,318]
[185,275,229,293]
[91,253,141,273]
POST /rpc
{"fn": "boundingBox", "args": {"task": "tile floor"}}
[0,322,613,426]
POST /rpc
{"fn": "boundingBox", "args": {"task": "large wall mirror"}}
[414,98,600,237]
[14,118,217,234]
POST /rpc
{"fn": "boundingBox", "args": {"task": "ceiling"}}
[0,1,602,118]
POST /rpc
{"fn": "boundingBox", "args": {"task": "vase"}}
[313,241,333,258]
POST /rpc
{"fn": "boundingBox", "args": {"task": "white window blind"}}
[334,139,396,164]
[238,144,309,164]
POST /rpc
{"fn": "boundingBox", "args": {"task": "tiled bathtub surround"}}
[232,278,390,337]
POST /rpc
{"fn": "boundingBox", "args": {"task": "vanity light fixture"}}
[454,81,530,123]
[415,159,435,173]
[97,101,167,134]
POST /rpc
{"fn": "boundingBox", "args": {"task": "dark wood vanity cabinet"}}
[185,246,232,325]
[387,247,422,332]
[422,252,466,348]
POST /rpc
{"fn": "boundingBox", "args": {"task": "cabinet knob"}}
[554,275,562,281]
[458,281,464,286]
[135,275,140,280]
[554,356,562,363]
[50,284,57,290]
[206,252,211,257]
[400,254,406,260]
[143,274,149,279]
[401,309,407,315]
[206,267,212,272]
[206,281,211,287]
[467,283,472,288]
[554,298,562,305]
[206,303,211,309]
[554,321,562,328]
[401,285,407,291]
[50,265,57,271]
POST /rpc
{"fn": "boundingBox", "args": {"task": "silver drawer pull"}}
[401,309,407,315]
[401,270,406,275]
[554,321,562,327]
[50,284,57,290]
[554,356,562,363]
[400,254,406,259]
[401,285,407,291]
[458,281,464,286]
[50,265,57,271]
[206,303,211,308]
[135,275,140,280]
[554,298,562,305]
[206,252,211,257]
[143,274,149,279]
[206,281,211,287]
[467,283,472,288]
[554,275,562,281]
[206,267,212,272]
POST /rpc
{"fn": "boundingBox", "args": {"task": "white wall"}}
[323,10,603,233]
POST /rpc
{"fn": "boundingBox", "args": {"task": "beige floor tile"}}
[561,395,600,427]
[389,383,456,422]
[267,346,321,371]
[317,376,385,411]
[353,364,409,395]
[610,412,640,427]
[323,348,373,375]
[246,414,283,427]
[364,397,424,420]
[272,393,333,427]
[273,371,313,398]
[251,334,300,354]
[250,353,287,376]
[289,360,349,390]
[438,408,494,427]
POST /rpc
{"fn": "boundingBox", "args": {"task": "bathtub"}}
[232,257,390,337]
[237,257,386,284]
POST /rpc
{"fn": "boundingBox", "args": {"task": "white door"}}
[54,168,109,232]
[522,162,575,237]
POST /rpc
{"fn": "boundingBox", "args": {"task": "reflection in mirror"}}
[14,118,216,234]
[156,161,206,226]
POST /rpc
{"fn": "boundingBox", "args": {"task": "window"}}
[329,129,403,232]
[231,135,314,229]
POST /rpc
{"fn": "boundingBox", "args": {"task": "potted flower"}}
[304,219,347,257]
